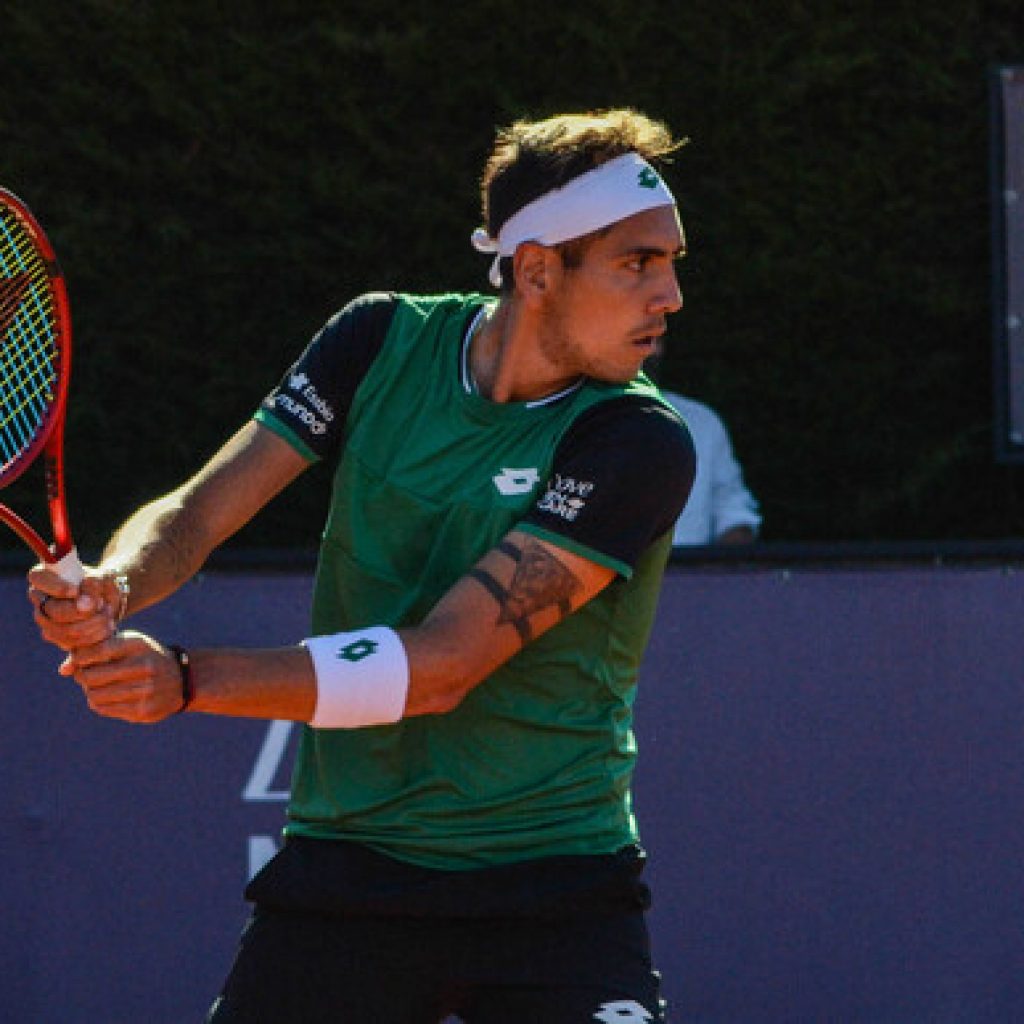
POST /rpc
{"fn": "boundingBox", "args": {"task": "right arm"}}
[99,421,309,613]
[28,421,309,649]
[28,291,399,649]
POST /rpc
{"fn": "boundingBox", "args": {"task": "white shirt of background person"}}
[662,392,762,547]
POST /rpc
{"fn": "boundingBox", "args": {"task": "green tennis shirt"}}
[255,292,693,870]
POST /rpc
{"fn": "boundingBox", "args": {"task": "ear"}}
[512,243,560,305]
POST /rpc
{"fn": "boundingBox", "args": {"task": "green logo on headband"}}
[637,168,660,189]
[337,638,377,662]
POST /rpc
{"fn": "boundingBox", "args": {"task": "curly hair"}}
[479,109,686,290]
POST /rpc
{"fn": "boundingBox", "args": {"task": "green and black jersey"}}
[255,292,694,871]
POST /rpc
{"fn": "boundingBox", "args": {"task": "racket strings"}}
[0,211,59,468]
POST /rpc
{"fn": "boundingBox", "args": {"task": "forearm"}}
[196,624,496,724]
[97,422,310,618]
[66,530,612,728]
[399,617,517,717]
[98,488,212,615]
[66,633,317,724]
[187,645,316,721]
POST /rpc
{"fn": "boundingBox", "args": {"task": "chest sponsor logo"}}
[536,474,594,521]
[492,466,540,496]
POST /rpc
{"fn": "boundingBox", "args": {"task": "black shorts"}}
[205,838,668,1023]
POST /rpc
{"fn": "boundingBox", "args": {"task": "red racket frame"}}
[0,187,78,571]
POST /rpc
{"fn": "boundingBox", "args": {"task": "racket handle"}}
[53,547,85,585]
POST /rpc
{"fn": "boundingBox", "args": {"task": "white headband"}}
[471,151,676,287]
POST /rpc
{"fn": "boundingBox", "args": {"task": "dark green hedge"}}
[2,1,1022,553]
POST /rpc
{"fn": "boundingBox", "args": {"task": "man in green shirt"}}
[28,108,694,1022]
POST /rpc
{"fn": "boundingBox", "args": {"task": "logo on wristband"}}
[336,638,378,662]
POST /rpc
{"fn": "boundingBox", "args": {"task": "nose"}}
[651,264,683,315]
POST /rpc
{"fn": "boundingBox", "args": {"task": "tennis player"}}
[28,108,695,1023]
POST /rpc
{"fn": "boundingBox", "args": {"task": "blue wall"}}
[2,563,1022,1022]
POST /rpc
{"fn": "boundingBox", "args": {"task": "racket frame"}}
[0,188,81,579]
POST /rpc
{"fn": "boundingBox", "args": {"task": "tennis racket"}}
[0,188,83,583]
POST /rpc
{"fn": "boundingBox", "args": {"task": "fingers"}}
[27,564,123,651]
[67,631,184,724]
[27,563,81,601]
[80,575,121,617]
[62,632,137,675]
[25,562,179,724]
[81,682,175,724]
[30,589,116,651]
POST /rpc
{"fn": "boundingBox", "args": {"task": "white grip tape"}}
[53,548,84,585]
[303,627,409,729]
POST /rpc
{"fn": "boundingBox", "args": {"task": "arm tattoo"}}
[470,539,582,646]
[497,539,522,562]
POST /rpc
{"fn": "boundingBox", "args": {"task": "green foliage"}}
[1,0,1022,552]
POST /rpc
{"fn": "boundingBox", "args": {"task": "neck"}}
[469,299,582,404]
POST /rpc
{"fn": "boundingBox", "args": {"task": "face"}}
[537,205,685,384]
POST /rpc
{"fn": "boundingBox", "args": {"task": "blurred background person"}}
[647,340,761,547]
[660,390,761,546]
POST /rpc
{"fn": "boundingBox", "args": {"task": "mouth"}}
[632,328,665,352]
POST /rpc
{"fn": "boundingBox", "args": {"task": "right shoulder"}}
[318,291,401,347]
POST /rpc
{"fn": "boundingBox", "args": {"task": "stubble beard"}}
[538,302,620,382]
[537,292,639,385]
[537,306,579,375]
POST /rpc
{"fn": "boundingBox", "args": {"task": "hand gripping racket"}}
[0,188,83,584]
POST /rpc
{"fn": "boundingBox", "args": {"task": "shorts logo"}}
[336,638,377,662]
[536,474,595,522]
[493,467,540,496]
[593,1001,653,1023]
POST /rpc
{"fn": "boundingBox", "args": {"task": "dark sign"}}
[992,65,1024,460]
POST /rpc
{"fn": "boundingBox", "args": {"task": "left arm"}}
[401,530,613,715]
[64,529,613,723]
[68,393,694,725]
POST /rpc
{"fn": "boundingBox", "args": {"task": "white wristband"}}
[303,627,409,728]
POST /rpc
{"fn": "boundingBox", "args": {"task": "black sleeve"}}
[256,292,398,465]
[520,396,696,573]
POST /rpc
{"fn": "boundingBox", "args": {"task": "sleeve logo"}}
[271,370,336,436]
[536,474,595,521]
[285,372,335,423]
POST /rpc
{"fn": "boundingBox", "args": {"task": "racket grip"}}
[53,547,85,585]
